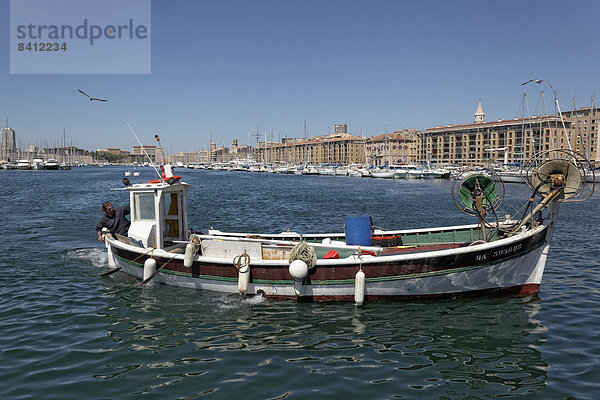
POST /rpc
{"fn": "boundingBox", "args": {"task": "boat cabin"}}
[126,180,189,250]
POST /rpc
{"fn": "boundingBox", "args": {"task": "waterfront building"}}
[132,145,157,162]
[169,150,210,164]
[366,129,419,166]
[1,127,16,162]
[415,102,571,166]
[97,147,130,156]
[256,134,366,165]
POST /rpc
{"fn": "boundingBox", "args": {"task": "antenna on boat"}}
[154,134,172,179]
[126,122,163,181]
[155,134,166,164]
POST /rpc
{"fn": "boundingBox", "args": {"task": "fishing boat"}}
[100,144,593,303]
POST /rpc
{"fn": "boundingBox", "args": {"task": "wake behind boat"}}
[101,140,594,303]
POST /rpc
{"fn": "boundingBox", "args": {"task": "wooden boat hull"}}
[106,215,554,302]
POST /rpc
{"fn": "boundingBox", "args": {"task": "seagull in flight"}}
[521,79,553,89]
[78,89,107,102]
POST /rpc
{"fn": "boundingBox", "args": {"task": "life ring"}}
[148,176,181,184]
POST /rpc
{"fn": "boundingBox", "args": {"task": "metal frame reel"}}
[451,168,505,217]
[523,148,594,203]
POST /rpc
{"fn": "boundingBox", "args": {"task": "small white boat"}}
[32,157,44,170]
[44,159,59,170]
[497,169,525,184]
[334,166,349,176]
[318,166,335,175]
[16,159,31,170]
[125,170,132,176]
[301,166,319,175]
[391,164,426,179]
[370,168,395,179]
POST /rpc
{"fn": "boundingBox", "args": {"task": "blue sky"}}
[1,0,599,153]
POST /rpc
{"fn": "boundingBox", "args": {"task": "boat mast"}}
[552,89,573,151]
[539,89,544,153]
[590,95,596,164]
[304,120,308,166]
[571,97,586,159]
[361,127,367,164]
[247,132,250,163]
[521,92,526,168]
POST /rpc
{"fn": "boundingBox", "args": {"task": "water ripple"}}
[1,168,599,399]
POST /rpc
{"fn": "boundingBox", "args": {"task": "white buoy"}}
[289,260,309,281]
[184,242,195,268]
[238,264,250,294]
[143,258,157,281]
[354,269,365,305]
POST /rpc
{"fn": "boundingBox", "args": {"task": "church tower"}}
[474,100,485,123]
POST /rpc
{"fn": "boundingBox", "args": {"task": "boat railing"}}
[177,234,384,255]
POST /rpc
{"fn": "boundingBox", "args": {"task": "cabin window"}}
[134,193,155,221]
[163,192,181,239]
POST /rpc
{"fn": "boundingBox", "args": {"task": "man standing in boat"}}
[96,202,130,242]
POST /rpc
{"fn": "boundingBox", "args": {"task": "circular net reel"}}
[451,168,505,216]
[523,149,593,203]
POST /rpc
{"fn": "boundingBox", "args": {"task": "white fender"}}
[238,264,250,294]
[354,269,365,305]
[184,242,195,268]
[143,258,157,281]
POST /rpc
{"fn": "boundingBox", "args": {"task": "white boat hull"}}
[106,206,556,302]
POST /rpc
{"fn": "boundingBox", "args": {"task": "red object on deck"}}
[323,250,340,259]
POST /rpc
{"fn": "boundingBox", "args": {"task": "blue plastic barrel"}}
[345,216,372,246]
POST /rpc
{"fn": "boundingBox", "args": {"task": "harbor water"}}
[1,167,599,399]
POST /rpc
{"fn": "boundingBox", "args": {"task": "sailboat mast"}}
[592,95,598,164]
[540,90,544,153]
[571,97,586,159]
[304,120,307,165]
[521,92,526,167]
[554,92,573,151]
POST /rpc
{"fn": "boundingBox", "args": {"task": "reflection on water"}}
[95,280,549,399]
